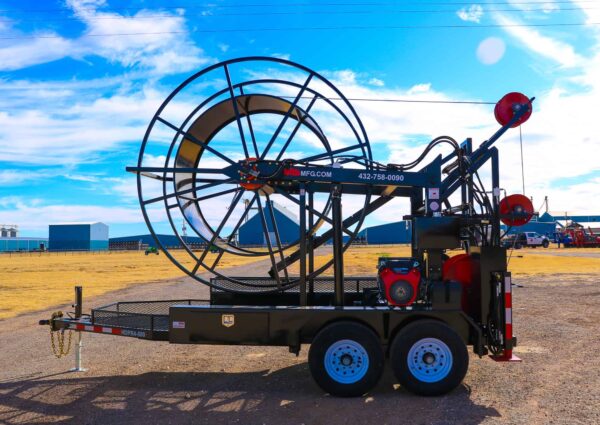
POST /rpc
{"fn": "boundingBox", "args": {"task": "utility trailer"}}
[41,57,534,397]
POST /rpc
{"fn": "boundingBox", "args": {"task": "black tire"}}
[390,320,468,396]
[514,243,522,249]
[308,321,384,397]
[542,240,549,248]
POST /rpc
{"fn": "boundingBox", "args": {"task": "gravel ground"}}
[1,264,599,424]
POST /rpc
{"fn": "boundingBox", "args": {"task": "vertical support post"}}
[491,148,500,246]
[74,286,82,319]
[332,185,344,307]
[299,184,307,306]
[308,191,315,301]
[71,286,87,372]
[409,188,423,258]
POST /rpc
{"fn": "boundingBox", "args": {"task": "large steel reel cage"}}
[135,57,373,293]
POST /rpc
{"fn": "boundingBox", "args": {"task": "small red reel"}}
[494,92,532,128]
[499,194,534,226]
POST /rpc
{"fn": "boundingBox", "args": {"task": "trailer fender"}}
[306,316,384,346]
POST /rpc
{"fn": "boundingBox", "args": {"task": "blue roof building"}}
[357,220,412,244]
[238,201,299,246]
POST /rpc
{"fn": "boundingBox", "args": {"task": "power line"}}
[0,0,598,14]
[1,6,596,24]
[1,21,598,40]
[282,96,496,104]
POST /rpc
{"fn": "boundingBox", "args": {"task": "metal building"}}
[109,234,206,250]
[49,222,109,251]
[238,201,299,246]
[0,237,48,252]
[356,221,412,244]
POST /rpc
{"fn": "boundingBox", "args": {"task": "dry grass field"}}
[0,250,261,320]
[304,245,600,277]
[2,245,599,320]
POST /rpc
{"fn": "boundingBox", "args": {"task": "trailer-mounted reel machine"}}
[42,57,535,397]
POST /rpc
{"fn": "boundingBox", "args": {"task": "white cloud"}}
[507,0,559,14]
[368,78,385,87]
[0,36,80,72]
[477,37,506,65]
[457,5,484,23]
[494,14,584,68]
[0,1,212,74]
[270,53,291,60]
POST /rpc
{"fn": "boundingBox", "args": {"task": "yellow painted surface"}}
[0,250,260,319]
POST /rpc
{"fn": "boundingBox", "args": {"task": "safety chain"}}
[49,312,73,358]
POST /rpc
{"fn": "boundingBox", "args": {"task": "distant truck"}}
[502,232,550,249]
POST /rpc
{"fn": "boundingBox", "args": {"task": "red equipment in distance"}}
[494,92,532,128]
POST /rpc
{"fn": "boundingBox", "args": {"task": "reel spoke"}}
[194,188,246,272]
[224,64,251,159]
[142,179,235,205]
[273,187,354,238]
[239,87,261,158]
[256,195,282,287]
[156,116,238,167]
[265,193,290,283]
[210,192,259,271]
[299,144,364,163]
[260,73,314,160]
[276,94,320,161]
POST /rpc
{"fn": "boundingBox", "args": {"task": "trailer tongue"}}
[41,57,533,397]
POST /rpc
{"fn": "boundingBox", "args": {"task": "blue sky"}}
[0,0,599,238]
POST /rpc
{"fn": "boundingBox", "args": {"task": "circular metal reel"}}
[134,57,373,293]
[494,92,532,128]
[499,194,534,226]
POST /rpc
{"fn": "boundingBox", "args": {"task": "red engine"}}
[377,257,421,306]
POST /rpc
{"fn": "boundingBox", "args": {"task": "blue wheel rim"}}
[407,338,453,383]
[324,339,370,384]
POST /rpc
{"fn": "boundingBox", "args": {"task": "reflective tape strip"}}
[70,323,121,335]
[505,307,512,324]
[505,276,511,293]
[505,293,512,308]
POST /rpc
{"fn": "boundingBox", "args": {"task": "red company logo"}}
[283,168,301,177]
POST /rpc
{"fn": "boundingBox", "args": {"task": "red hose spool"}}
[442,254,476,313]
[499,194,534,226]
[494,92,532,128]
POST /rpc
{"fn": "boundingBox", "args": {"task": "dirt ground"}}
[1,254,599,424]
